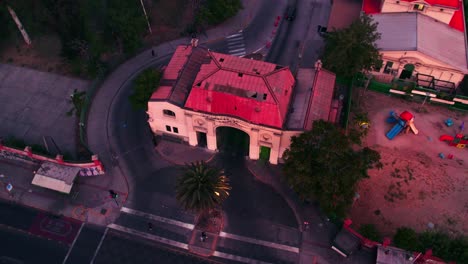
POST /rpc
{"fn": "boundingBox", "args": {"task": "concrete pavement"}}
[0,63,89,157]
[154,139,216,165]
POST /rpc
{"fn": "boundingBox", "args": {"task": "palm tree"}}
[175,161,231,213]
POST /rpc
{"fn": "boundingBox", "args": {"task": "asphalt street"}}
[0,226,67,264]
[92,229,224,264]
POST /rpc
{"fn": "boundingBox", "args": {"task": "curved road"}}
[86,0,299,243]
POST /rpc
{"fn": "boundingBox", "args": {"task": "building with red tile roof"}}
[148,45,337,164]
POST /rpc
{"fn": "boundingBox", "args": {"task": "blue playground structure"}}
[386,111,418,140]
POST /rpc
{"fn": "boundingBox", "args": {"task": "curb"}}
[154,145,217,166]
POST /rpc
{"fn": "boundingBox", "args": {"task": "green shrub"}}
[129,69,162,111]
[393,227,420,251]
[358,224,381,242]
[3,137,26,149]
[197,0,243,26]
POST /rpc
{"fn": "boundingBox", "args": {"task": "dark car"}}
[285,6,296,21]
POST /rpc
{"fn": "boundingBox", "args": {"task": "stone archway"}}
[215,126,250,157]
[399,64,415,79]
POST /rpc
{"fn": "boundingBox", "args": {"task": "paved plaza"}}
[0,64,89,157]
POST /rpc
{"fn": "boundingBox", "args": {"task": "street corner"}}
[27,212,82,246]
[71,202,117,224]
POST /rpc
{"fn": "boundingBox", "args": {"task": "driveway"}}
[0,64,89,157]
[213,154,300,244]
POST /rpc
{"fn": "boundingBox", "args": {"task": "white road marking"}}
[108,224,189,250]
[226,32,246,57]
[230,48,246,53]
[90,227,109,264]
[219,232,300,253]
[108,224,274,264]
[121,207,194,229]
[226,33,243,39]
[231,51,246,57]
[213,251,273,264]
[227,43,245,49]
[62,222,84,264]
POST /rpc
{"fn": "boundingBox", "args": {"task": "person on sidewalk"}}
[200,231,207,242]
[147,222,153,231]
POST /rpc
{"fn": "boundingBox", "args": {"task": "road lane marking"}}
[108,224,274,264]
[229,48,246,53]
[90,227,109,264]
[219,232,300,253]
[227,43,245,49]
[226,33,243,39]
[108,223,189,250]
[231,51,246,57]
[213,251,273,264]
[62,222,84,264]
[120,207,194,229]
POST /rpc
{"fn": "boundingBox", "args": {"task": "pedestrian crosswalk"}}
[226,32,246,57]
[99,207,299,264]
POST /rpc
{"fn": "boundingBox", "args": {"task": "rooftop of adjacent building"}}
[362,0,464,32]
[372,12,468,71]
[286,68,336,130]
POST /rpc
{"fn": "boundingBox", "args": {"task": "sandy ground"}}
[349,91,468,237]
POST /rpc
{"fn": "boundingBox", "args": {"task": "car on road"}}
[285,6,296,21]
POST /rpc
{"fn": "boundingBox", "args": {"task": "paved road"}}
[268,0,332,71]
[0,226,67,264]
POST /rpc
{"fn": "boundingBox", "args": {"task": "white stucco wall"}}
[147,101,304,164]
[374,50,466,86]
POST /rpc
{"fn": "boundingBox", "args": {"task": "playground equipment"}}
[439,133,468,148]
[386,111,419,140]
[440,121,467,148]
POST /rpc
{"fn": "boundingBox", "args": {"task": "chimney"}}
[191,38,199,47]
[314,59,323,71]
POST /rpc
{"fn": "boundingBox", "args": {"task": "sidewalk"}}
[0,157,123,226]
[154,140,216,166]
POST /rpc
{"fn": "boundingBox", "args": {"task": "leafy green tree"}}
[358,224,382,242]
[129,69,162,111]
[322,14,381,78]
[107,0,147,53]
[282,120,381,217]
[176,161,231,213]
[197,0,242,26]
[393,227,420,251]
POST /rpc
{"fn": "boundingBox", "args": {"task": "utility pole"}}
[139,0,152,34]
[6,5,31,45]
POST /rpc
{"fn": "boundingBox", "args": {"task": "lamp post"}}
[139,0,152,34]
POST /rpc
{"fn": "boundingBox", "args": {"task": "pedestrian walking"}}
[151,49,155,57]
[148,222,153,231]
[200,231,207,242]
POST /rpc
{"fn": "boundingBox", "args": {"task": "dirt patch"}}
[0,34,72,76]
[0,0,195,77]
[349,91,468,237]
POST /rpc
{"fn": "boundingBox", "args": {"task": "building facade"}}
[362,0,468,91]
[147,45,336,164]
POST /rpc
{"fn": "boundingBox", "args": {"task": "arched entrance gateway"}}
[216,126,250,157]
